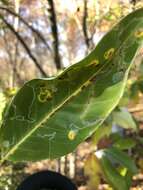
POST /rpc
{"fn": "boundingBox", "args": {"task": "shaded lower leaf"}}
[113,138,136,150]
[104,147,138,174]
[125,171,133,190]
[99,147,137,190]
[100,155,128,190]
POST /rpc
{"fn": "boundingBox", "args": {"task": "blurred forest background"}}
[0,0,143,190]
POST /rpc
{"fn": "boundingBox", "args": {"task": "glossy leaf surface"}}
[0,8,143,162]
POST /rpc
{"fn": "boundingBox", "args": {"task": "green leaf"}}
[125,171,133,190]
[104,147,138,174]
[0,8,143,162]
[110,132,122,142]
[99,147,137,190]
[100,155,128,190]
[113,138,136,150]
[112,107,137,130]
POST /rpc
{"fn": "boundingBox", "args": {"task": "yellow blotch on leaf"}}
[104,48,115,60]
[68,130,77,140]
[117,166,127,177]
[38,89,52,103]
[134,30,143,38]
[38,93,47,103]
[89,59,99,66]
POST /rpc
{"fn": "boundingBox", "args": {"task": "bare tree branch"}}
[0,15,47,77]
[0,6,52,51]
[83,0,90,50]
[47,0,61,70]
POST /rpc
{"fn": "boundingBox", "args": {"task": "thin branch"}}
[83,0,90,50]
[0,15,47,77]
[0,6,51,51]
[47,0,61,70]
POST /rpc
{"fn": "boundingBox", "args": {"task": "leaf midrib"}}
[1,61,109,162]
